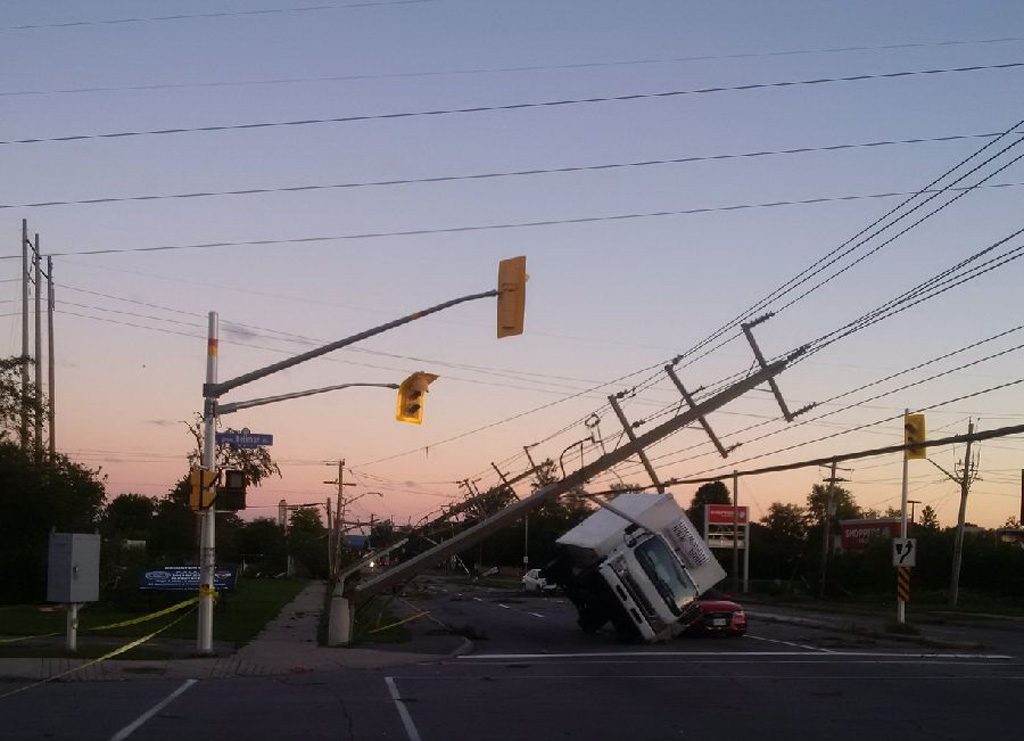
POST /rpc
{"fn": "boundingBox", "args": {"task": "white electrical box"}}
[47,532,101,603]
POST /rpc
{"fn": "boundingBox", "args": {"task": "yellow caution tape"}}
[0,596,198,645]
[0,632,62,645]
[85,596,199,632]
[0,606,197,700]
[366,610,430,635]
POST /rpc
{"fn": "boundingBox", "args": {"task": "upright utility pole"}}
[33,235,43,462]
[731,470,740,595]
[46,256,55,458]
[949,419,976,607]
[818,460,843,598]
[20,219,29,451]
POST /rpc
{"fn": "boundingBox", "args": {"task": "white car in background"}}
[522,568,558,593]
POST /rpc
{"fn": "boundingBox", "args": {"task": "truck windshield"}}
[634,536,698,616]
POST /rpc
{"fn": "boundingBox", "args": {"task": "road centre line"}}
[385,676,423,741]
[746,634,833,652]
[109,679,197,741]
[528,612,545,618]
[460,650,1013,660]
[498,603,510,609]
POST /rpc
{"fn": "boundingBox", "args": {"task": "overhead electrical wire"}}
[3,181,1020,262]
[4,36,1020,96]
[3,1,433,32]
[2,62,1020,147]
[2,132,1010,211]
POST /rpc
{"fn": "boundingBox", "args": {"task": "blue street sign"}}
[215,431,273,448]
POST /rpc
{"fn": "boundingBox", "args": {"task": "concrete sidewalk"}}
[0,581,470,684]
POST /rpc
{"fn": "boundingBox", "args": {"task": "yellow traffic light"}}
[497,256,527,338]
[189,467,219,511]
[396,372,439,424]
[904,413,926,460]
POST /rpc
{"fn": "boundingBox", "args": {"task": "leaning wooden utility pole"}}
[948,419,977,607]
[354,348,803,610]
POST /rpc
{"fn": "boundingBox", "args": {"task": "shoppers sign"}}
[839,519,901,552]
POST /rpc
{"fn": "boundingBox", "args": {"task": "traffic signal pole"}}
[194,264,524,655]
[198,312,219,655]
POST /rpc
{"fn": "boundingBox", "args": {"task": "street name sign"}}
[215,431,273,448]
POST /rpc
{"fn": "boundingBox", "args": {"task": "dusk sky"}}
[2,1,1022,530]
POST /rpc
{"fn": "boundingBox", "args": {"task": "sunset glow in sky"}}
[2,1,1023,529]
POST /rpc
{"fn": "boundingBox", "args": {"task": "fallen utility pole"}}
[353,351,797,603]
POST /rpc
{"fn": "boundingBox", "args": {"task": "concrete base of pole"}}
[326,585,352,646]
[66,603,79,652]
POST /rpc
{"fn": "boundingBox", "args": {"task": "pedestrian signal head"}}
[904,413,926,460]
[496,256,527,338]
[396,371,439,424]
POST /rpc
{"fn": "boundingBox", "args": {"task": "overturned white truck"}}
[545,492,725,642]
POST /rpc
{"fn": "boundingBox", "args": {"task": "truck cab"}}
[546,492,725,642]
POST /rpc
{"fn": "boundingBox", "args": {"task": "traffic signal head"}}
[904,413,926,460]
[496,256,527,338]
[189,467,219,511]
[396,371,439,424]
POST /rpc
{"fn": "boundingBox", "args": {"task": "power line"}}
[4,36,1020,97]
[3,62,1020,147]
[3,1,433,32]
[2,181,1019,261]
[3,132,1006,211]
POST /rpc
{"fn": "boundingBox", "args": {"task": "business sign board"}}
[704,505,750,549]
[138,565,237,592]
[706,504,749,525]
[839,518,901,553]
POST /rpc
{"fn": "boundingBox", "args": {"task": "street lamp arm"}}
[218,382,399,415]
[206,289,498,398]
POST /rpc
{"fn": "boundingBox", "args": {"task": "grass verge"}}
[0,577,308,658]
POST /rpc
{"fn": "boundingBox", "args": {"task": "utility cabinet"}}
[47,532,100,603]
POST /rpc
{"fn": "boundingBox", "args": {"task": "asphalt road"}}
[2,580,1020,740]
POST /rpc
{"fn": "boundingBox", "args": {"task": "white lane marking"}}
[109,679,198,741]
[395,670,1024,680]
[529,612,545,619]
[497,603,510,609]
[473,597,482,602]
[459,650,1013,660]
[385,676,423,741]
[746,634,832,652]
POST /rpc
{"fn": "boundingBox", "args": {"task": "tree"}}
[0,441,106,601]
[184,415,281,487]
[805,483,860,529]
[761,502,808,545]
[686,480,731,534]
[756,502,808,583]
[288,507,328,578]
[0,356,44,446]
[239,518,287,576]
[102,493,156,540]
[919,505,940,530]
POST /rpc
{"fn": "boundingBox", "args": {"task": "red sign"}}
[839,519,901,552]
[706,504,749,525]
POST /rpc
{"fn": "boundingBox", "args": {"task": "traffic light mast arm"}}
[218,382,399,415]
[204,290,497,399]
